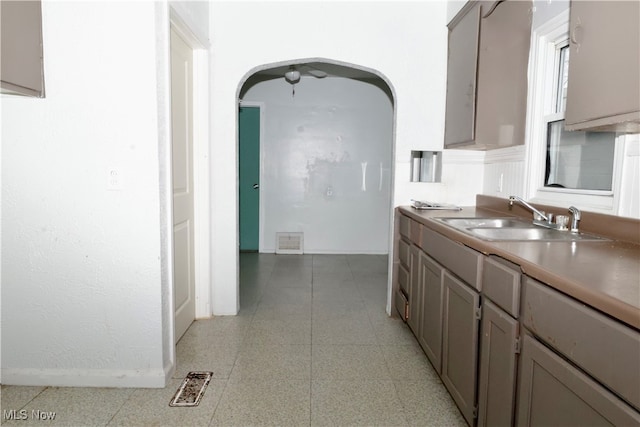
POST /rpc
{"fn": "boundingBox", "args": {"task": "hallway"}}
[1,254,464,426]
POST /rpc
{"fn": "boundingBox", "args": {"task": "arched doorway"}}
[236,58,397,312]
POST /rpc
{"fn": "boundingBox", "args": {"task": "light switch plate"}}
[107,167,124,191]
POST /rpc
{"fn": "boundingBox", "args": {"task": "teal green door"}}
[239,106,260,251]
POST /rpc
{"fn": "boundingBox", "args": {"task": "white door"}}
[171,27,195,343]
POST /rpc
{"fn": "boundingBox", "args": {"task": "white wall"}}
[242,76,393,254]
[210,1,450,314]
[1,1,174,387]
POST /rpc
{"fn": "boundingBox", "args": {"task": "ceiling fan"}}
[284,64,328,83]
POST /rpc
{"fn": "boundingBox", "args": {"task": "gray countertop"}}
[398,204,640,330]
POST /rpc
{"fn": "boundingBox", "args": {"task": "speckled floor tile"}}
[311,379,408,426]
[312,317,377,345]
[210,379,310,426]
[347,255,389,273]
[2,254,465,427]
[252,304,312,320]
[230,344,311,380]
[380,343,440,381]
[178,316,252,345]
[312,345,391,380]
[364,299,393,322]
[312,298,369,321]
[393,379,466,427]
[312,271,355,286]
[352,271,389,287]
[174,337,243,379]
[312,284,361,300]
[109,378,225,427]
[1,387,133,427]
[312,254,349,270]
[245,317,312,345]
[370,317,418,345]
[0,385,46,415]
[258,287,312,305]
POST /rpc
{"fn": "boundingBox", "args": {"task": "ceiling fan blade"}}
[299,64,328,78]
[306,68,328,78]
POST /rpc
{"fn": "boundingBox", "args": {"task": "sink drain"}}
[169,371,213,407]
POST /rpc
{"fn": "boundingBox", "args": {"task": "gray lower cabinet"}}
[416,251,444,375]
[407,244,421,334]
[396,212,640,427]
[441,270,480,426]
[477,299,519,427]
[477,256,522,426]
[516,334,640,426]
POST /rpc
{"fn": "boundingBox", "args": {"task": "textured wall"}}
[1,1,170,387]
[243,77,393,254]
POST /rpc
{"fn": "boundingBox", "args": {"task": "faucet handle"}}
[555,215,569,230]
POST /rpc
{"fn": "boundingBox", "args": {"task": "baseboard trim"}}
[1,367,169,388]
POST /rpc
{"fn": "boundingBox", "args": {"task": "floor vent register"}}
[169,371,213,407]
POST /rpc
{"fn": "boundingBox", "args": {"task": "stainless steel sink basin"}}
[467,227,607,241]
[437,217,535,229]
[435,217,608,242]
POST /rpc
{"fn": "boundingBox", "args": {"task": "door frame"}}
[169,10,211,320]
[238,101,266,252]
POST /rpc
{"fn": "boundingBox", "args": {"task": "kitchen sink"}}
[437,217,535,229]
[435,217,608,242]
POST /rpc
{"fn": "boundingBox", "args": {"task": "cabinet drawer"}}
[399,214,411,239]
[398,238,410,269]
[482,256,521,317]
[523,277,640,411]
[398,214,422,246]
[410,221,422,248]
[398,264,409,295]
[422,226,483,290]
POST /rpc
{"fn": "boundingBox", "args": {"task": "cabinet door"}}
[516,334,640,426]
[407,245,421,334]
[0,0,44,97]
[417,252,444,375]
[441,270,480,425]
[474,0,531,149]
[565,1,640,132]
[444,2,481,147]
[477,299,518,427]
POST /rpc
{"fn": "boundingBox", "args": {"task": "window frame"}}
[524,9,625,213]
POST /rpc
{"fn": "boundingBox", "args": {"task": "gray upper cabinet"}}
[564,0,640,133]
[444,1,481,147]
[445,0,532,150]
[1,0,45,97]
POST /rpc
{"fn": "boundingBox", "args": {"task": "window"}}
[525,10,623,212]
[543,44,617,191]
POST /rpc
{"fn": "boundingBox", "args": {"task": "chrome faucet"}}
[568,206,581,233]
[509,196,549,222]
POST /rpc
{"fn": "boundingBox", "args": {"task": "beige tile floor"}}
[1,254,465,426]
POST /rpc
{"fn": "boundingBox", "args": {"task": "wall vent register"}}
[275,232,304,254]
